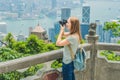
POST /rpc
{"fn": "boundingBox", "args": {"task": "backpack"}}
[68,45,86,71]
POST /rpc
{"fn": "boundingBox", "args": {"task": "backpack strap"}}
[68,45,75,60]
[68,43,83,60]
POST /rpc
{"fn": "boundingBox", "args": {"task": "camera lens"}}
[59,19,67,26]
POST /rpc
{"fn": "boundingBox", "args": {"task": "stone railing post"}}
[86,23,99,80]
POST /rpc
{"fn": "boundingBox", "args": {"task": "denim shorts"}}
[62,61,75,80]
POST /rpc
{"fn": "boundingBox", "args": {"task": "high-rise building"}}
[0,22,7,34]
[80,0,84,5]
[103,21,115,43]
[54,22,60,35]
[82,4,90,24]
[17,34,26,41]
[95,20,104,42]
[0,32,6,47]
[48,28,56,42]
[10,0,25,17]
[103,30,111,43]
[111,37,120,43]
[80,23,89,39]
[48,22,60,42]
[29,27,33,35]
[61,8,71,20]
[51,0,57,9]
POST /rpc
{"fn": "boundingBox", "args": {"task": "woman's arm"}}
[56,26,70,46]
[63,32,70,37]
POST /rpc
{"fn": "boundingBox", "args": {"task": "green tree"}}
[103,21,120,37]
[0,71,24,80]
[26,34,45,54]
[117,40,120,44]
[0,34,61,79]
[4,33,16,49]
[0,47,23,61]
[46,43,59,51]
[13,41,27,54]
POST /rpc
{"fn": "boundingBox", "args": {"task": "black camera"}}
[59,19,67,26]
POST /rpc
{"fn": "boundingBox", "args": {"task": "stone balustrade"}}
[0,43,91,74]
[0,34,120,80]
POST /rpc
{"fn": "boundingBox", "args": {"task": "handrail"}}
[0,43,91,74]
[97,43,120,51]
[0,42,119,74]
[0,49,63,74]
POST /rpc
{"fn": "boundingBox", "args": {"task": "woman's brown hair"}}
[69,17,82,42]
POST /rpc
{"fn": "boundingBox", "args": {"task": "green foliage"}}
[0,47,23,61]
[23,64,43,77]
[51,58,62,69]
[0,47,44,79]
[0,33,60,79]
[26,34,45,54]
[80,39,86,44]
[13,41,27,53]
[100,50,120,61]
[117,40,120,44]
[10,34,59,54]
[4,33,16,49]
[103,21,120,37]
[46,43,59,51]
[0,71,24,80]
[0,64,43,80]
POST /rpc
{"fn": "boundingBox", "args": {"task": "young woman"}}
[56,16,82,80]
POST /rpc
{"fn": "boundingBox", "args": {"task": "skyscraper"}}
[80,0,84,5]
[48,22,60,42]
[95,20,104,42]
[103,30,112,43]
[61,8,71,20]
[80,23,89,39]
[48,28,55,42]
[51,0,57,9]
[0,32,6,47]
[54,22,60,35]
[111,37,120,43]
[82,4,90,24]
[17,34,26,41]
[0,22,7,34]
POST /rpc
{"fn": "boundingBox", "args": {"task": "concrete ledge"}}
[97,43,120,51]
[0,43,91,74]
[0,49,63,74]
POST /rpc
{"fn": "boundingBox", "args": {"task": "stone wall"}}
[74,52,120,80]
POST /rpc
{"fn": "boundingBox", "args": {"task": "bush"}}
[51,58,62,69]
[100,50,120,61]
[0,34,60,79]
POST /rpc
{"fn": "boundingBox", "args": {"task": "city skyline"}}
[0,0,120,43]
[0,1,120,80]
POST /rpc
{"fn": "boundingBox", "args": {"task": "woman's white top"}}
[63,35,79,64]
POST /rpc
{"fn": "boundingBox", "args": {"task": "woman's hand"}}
[56,25,70,46]
[60,25,65,35]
